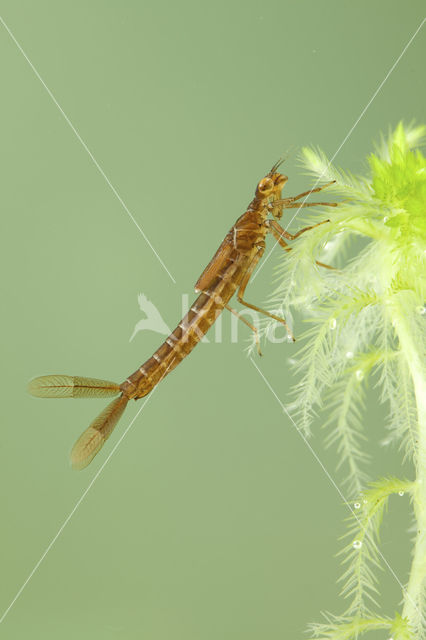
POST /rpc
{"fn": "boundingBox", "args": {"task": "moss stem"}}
[393,307,426,632]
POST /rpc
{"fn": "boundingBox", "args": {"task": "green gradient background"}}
[1,2,425,638]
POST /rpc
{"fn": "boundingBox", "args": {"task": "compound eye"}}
[274,174,288,190]
[257,177,274,195]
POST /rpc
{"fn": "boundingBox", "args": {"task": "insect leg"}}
[268,220,335,270]
[267,220,292,250]
[278,201,338,209]
[269,180,336,218]
[225,304,262,356]
[236,256,295,342]
[268,217,331,241]
[285,180,336,203]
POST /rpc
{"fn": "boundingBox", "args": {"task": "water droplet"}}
[286,334,294,343]
[383,216,389,223]
[356,370,364,381]
[353,540,362,550]
[416,306,425,315]
[346,351,354,359]
[363,499,368,504]
[354,502,361,509]
[329,318,337,330]
[399,491,404,497]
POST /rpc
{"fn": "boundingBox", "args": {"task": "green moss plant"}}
[255,123,426,638]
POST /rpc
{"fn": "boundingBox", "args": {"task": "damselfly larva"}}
[28,163,336,469]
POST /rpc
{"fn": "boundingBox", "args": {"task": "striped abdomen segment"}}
[121,259,243,400]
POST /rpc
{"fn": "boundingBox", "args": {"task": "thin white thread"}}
[0,356,177,625]
[1,9,423,627]
[253,17,425,282]
[0,400,147,624]
[250,356,420,615]
[0,15,176,284]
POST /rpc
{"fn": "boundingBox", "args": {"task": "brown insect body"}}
[28,167,336,469]
[121,174,281,401]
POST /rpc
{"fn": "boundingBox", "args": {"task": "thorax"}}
[230,207,269,255]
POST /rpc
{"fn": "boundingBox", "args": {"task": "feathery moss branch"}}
[258,122,425,638]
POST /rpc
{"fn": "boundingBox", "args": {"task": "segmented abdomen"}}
[121,258,244,400]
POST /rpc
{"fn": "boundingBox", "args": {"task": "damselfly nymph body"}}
[29,164,336,469]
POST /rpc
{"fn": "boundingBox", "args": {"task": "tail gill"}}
[70,395,129,470]
[28,374,128,470]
